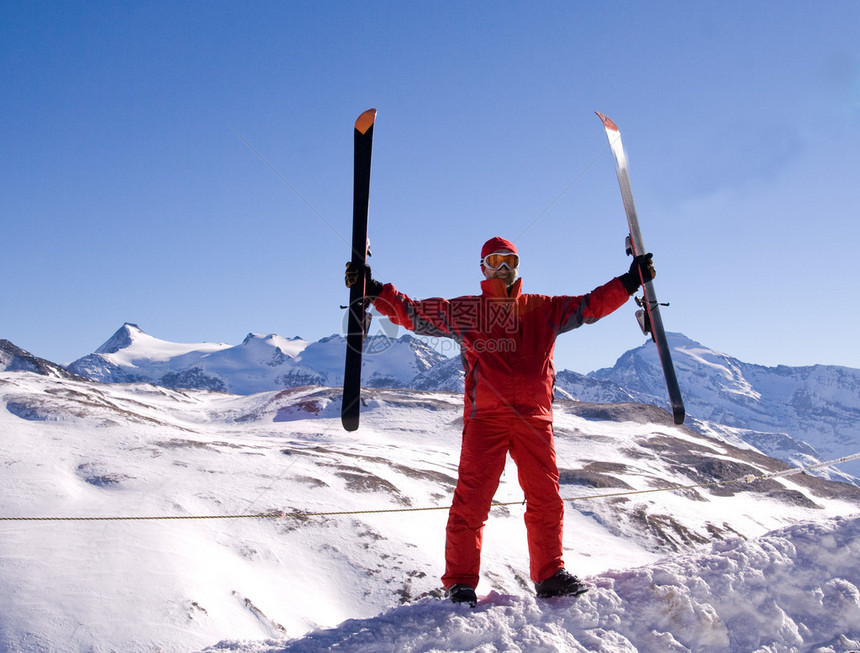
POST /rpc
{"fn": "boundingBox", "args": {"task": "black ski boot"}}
[534,569,589,598]
[446,584,477,607]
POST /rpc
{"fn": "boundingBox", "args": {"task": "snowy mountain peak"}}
[241,332,268,346]
[611,331,708,365]
[94,325,229,364]
[239,332,310,359]
[665,331,701,346]
[94,322,143,354]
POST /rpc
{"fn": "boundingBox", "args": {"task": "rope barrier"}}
[2,451,859,523]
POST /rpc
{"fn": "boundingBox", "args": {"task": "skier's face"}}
[482,250,518,287]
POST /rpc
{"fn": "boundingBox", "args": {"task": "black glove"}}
[619,253,655,294]
[344,261,384,299]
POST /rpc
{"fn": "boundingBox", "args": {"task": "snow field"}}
[2,373,859,651]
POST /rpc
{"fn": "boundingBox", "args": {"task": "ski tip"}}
[595,111,619,132]
[355,108,377,135]
[672,405,686,425]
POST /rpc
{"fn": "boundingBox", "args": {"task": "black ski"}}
[342,108,377,432]
[596,112,685,425]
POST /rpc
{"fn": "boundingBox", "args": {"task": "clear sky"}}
[3,1,859,374]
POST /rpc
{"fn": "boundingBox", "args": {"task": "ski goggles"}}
[481,252,520,270]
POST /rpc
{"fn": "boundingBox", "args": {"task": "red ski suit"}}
[372,275,631,588]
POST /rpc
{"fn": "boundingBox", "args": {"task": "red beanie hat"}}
[481,236,517,258]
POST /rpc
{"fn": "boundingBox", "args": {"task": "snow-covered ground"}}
[1,371,859,652]
[207,516,860,652]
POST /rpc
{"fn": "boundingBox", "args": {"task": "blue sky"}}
[2,1,859,374]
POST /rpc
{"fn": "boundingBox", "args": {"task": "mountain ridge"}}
[59,324,860,478]
[4,324,860,478]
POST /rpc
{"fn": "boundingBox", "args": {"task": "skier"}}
[345,236,654,605]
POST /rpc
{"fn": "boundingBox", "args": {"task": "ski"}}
[596,112,685,425]
[342,108,377,432]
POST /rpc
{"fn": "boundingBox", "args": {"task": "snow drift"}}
[206,516,860,652]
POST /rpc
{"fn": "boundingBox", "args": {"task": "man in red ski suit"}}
[345,236,654,604]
